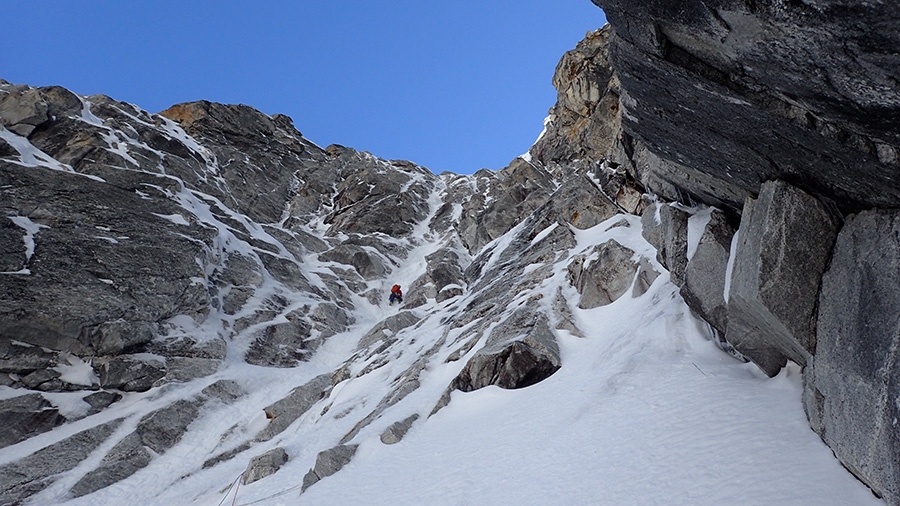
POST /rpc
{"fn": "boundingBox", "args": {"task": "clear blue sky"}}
[1,1,606,174]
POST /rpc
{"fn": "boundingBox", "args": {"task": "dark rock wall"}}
[592,0,900,214]
[579,1,900,502]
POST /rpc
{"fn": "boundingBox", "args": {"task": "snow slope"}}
[25,210,880,506]
[0,94,882,506]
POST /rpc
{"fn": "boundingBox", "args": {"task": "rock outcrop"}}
[592,0,900,214]
[806,210,900,503]
[726,180,839,376]
[574,1,900,502]
[2,3,900,501]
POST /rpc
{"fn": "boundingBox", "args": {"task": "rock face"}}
[243,447,289,485]
[806,210,900,503]
[592,0,900,214]
[530,26,621,165]
[641,203,688,287]
[680,209,735,336]
[583,1,900,501]
[2,7,900,501]
[301,444,358,492]
[726,180,839,376]
[452,310,561,392]
[567,239,640,309]
[0,394,65,449]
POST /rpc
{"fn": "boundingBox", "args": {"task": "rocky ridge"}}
[0,77,653,504]
[0,1,898,502]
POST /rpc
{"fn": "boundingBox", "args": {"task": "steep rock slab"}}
[807,210,900,505]
[0,419,121,504]
[161,101,325,224]
[592,0,900,213]
[257,373,333,442]
[323,155,434,237]
[0,165,213,358]
[457,159,556,253]
[726,181,838,376]
[0,393,65,449]
[318,244,387,281]
[70,399,201,497]
[406,246,466,308]
[0,86,49,136]
[680,209,736,336]
[380,414,419,445]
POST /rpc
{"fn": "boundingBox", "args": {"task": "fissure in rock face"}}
[0,1,899,503]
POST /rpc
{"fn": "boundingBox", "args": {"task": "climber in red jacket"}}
[389,284,403,305]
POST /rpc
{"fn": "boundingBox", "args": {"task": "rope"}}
[215,474,243,506]
[231,473,243,506]
[235,482,304,506]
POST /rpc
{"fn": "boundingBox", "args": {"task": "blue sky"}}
[2,1,606,174]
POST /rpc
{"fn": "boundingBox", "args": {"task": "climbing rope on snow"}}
[213,468,308,506]
[235,482,305,506]
[231,473,243,506]
[215,473,243,506]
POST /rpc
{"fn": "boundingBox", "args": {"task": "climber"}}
[389,284,403,305]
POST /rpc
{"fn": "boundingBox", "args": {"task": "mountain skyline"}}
[1,1,606,175]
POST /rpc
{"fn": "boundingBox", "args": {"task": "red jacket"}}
[391,284,402,295]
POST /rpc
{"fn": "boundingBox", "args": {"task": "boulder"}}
[243,447,288,485]
[96,354,167,392]
[806,210,900,504]
[301,444,358,492]
[567,239,639,309]
[0,87,49,136]
[680,209,736,335]
[452,309,561,392]
[726,180,839,376]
